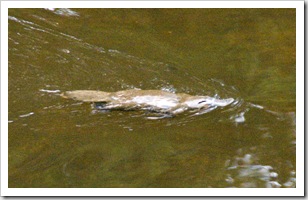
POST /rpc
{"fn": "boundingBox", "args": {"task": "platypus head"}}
[184,98,211,109]
[184,96,234,109]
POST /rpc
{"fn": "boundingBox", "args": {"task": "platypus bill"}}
[61,89,234,117]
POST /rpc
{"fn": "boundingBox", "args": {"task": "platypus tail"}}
[61,90,112,102]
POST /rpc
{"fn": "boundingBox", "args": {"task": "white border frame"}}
[1,1,304,197]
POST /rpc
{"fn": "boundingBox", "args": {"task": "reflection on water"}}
[226,151,295,188]
[8,8,295,188]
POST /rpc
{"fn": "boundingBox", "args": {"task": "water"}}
[8,8,295,188]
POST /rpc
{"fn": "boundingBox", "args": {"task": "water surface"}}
[8,8,296,188]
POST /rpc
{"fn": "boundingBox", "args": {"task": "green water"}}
[8,8,295,188]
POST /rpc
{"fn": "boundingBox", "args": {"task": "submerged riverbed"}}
[8,8,295,188]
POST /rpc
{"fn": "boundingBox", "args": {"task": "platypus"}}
[61,89,234,116]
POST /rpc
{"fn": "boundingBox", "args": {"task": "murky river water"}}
[8,8,296,188]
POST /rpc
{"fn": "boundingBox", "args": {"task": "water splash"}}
[39,89,61,93]
[19,112,34,118]
[44,8,79,17]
